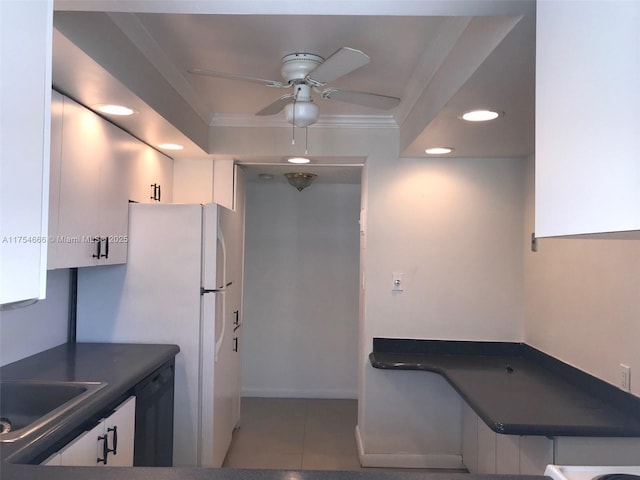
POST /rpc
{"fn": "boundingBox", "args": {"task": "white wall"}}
[358,153,526,466]
[524,155,640,397]
[241,180,361,398]
[0,268,70,366]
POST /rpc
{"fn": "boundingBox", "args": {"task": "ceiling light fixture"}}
[285,172,317,192]
[284,101,319,128]
[258,173,274,181]
[94,104,135,116]
[425,147,454,155]
[288,157,310,164]
[157,143,184,151]
[462,110,502,122]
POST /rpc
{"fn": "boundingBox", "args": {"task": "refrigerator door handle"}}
[214,216,228,363]
[201,287,224,295]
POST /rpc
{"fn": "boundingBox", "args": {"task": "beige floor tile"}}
[223,398,383,471]
[230,425,306,455]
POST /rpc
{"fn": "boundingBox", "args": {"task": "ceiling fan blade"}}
[188,68,284,88]
[322,88,401,110]
[307,47,370,85]
[255,94,295,116]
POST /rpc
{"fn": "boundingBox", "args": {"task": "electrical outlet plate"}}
[620,364,631,391]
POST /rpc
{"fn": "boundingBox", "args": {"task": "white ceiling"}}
[51,0,535,183]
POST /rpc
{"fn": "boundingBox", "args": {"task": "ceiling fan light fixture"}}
[285,172,317,191]
[284,101,319,128]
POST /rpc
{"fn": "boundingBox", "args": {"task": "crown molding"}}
[209,113,398,129]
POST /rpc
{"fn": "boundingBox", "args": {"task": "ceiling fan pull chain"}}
[291,90,299,145]
[305,126,309,155]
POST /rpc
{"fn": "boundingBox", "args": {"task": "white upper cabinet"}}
[213,160,237,211]
[535,2,640,237]
[48,96,130,269]
[127,146,173,204]
[0,0,53,305]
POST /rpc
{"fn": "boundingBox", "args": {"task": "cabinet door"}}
[213,159,236,210]
[47,90,64,269]
[51,95,130,268]
[520,436,553,475]
[58,396,135,467]
[0,0,52,304]
[98,119,130,265]
[535,2,640,236]
[461,402,478,473]
[59,421,107,467]
[476,420,497,474]
[103,396,136,466]
[127,146,173,204]
[55,96,102,268]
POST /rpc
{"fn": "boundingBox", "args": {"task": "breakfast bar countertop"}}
[369,338,640,437]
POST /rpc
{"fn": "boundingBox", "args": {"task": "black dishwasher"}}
[133,358,175,466]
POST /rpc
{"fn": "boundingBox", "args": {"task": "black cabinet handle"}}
[107,425,118,455]
[233,310,241,332]
[150,183,162,201]
[92,237,101,259]
[100,237,109,259]
[233,337,238,352]
[97,434,109,464]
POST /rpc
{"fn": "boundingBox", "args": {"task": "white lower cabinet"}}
[461,402,553,475]
[48,396,136,467]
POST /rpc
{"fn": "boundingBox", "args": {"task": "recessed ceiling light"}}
[94,104,135,116]
[461,110,502,122]
[157,143,184,151]
[425,147,454,155]
[288,157,310,164]
[258,173,274,181]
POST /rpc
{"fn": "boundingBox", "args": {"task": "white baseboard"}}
[354,425,465,469]
[240,387,357,399]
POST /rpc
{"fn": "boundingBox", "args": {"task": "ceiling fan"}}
[189,47,401,128]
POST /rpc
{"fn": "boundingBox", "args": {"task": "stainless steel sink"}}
[0,380,107,442]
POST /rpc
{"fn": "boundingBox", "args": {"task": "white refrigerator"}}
[76,203,239,467]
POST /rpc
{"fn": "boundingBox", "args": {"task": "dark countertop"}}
[0,343,179,467]
[0,343,548,480]
[370,338,640,437]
